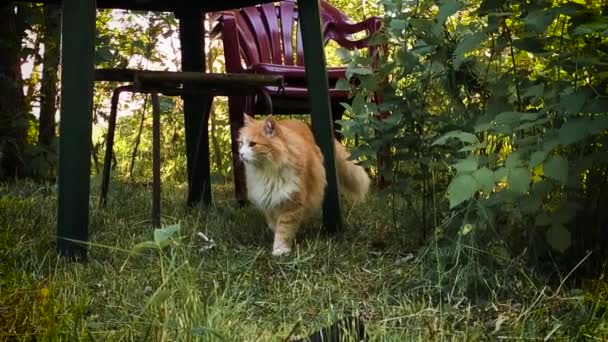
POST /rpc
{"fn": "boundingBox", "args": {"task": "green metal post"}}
[56,0,96,259]
[297,0,344,233]
[151,92,161,228]
[177,11,212,206]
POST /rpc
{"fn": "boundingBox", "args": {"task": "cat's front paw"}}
[272,245,291,256]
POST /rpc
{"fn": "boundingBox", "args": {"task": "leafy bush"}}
[339,0,608,281]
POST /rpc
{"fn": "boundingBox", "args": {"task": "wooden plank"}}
[56,0,96,259]
[297,0,344,233]
[95,69,284,87]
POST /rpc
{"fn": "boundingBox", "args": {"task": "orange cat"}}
[238,114,370,256]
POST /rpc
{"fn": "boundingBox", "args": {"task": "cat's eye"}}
[249,141,257,147]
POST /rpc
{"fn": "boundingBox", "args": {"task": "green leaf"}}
[495,111,523,125]
[453,156,478,174]
[520,113,540,121]
[477,0,502,15]
[130,241,160,254]
[494,167,508,182]
[529,150,548,167]
[95,47,114,63]
[459,223,474,236]
[505,151,522,169]
[522,84,544,99]
[359,75,378,91]
[572,20,608,36]
[432,130,479,146]
[543,139,559,153]
[553,201,580,224]
[545,224,571,253]
[349,67,373,76]
[558,119,592,145]
[452,32,486,68]
[544,155,568,184]
[437,0,464,24]
[336,48,352,63]
[389,18,406,33]
[458,142,487,152]
[588,116,608,135]
[508,167,531,194]
[513,37,547,53]
[473,167,495,192]
[147,289,172,308]
[558,91,588,115]
[523,9,557,33]
[335,78,350,91]
[535,213,552,227]
[383,111,403,125]
[520,193,543,214]
[447,174,478,208]
[154,224,179,245]
[351,93,366,115]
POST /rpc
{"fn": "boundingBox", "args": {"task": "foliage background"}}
[1,0,608,339]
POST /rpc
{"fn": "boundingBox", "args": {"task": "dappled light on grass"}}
[1,181,607,339]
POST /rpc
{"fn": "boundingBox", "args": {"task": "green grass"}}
[0,179,607,341]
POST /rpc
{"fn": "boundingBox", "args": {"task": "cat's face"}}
[238,115,284,166]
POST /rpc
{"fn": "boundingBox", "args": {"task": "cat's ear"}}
[263,115,276,136]
[243,113,253,126]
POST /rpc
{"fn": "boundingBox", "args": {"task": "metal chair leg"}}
[151,92,161,228]
[100,85,132,206]
[228,96,248,205]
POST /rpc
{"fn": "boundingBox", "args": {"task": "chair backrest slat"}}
[217,0,359,68]
[260,3,282,64]
[233,11,260,66]
[279,1,296,65]
[242,6,272,63]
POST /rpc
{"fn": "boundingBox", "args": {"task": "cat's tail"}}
[334,140,370,202]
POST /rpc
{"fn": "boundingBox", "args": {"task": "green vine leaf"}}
[523,9,557,33]
[544,155,569,184]
[452,31,485,68]
[447,174,478,208]
[529,150,548,168]
[473,167,495,192]
[453,156,479,174]
[437,0,464,24]
[545,224,571,253]
[335,78,350,91]
[432,130,479,146]
[508,167,531,194]
[558,119,592,145]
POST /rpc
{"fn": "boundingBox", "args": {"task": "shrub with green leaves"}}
[338,0,608,276]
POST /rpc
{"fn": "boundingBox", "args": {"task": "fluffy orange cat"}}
[238,114,370,256]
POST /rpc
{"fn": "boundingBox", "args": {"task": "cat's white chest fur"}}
[245,164,299,209]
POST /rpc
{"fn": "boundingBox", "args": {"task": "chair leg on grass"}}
[100,86,132,206]
[151,92,161,228]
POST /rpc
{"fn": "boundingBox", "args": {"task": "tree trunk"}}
[39,4,60,148]
[0,3,27,179]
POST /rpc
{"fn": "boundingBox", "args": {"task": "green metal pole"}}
[151,92,161,228]
[56,0,96,259]
[177,11,212,206]
[297,0,344,233]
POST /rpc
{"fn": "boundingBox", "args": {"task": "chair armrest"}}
[327,16,383,50]
[336,16,383,35]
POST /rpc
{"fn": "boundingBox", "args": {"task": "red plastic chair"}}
[212,0,382,203]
